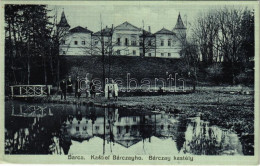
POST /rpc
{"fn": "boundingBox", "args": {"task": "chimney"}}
[148,26,151,33]
[106,25,108,29]
[85,27,88,29]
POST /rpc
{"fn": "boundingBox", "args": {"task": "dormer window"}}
[117,38,121,46]
[161,40,164,46]
[74,41,78,45]
[168,40,171,46]
[125,38,128,46]
[82,41,85,45]
[131,41,136,46]
[148,40,152,46]
[61,40,65,45]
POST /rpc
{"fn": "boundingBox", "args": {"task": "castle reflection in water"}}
[5,101,243,155]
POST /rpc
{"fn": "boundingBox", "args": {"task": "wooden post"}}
[48,85,51,95]
[20,105,22,114]
[34,86,36,96]
[19,87,22,95]
[40,86,43,96]
[11,103,14,115]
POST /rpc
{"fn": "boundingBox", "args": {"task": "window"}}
[161,125,164,129]
[125,38,128,46]
[133,117,136,122]
[76,126,79,131]
[95,126,100,130]
[125,126,130,133]
[117,50,121,55]
[131,41,136,46]
[117,126,121,134]
[148,40,152,46]
[161,40,164,46]
[74,41,78,45]
[168,53,171,57]
[168,40,171,46]
[61,40,65,45]
[62,51,66,55]
[83,126,87,131]
[105,41,109,46]
[125,49,129,55]
[133,50,136,55]
[94,40,98,45]
[82,41,85,45]
[106,126,109,130]
[161,53,164,56]
[117,38,121,45]
[148,53,152,57]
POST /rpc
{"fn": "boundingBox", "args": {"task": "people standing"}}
[85,74,90,98]
[90,81,96,99]
[67,76,73,95]
[60,79,67,100]
[75,76,81,99]
[112,80,118,101]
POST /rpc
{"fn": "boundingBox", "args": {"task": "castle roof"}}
[93,27,113,36]
[114,21,141,31]
[58,11,70,28]
[174,13,186,29]
[140,29,155,37]
[69,26,93,33]
[155,28,175,35]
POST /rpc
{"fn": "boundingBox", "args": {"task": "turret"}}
[57,10,70,35]
[173,13,186,41]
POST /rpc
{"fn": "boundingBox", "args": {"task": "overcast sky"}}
[48,2,254,34]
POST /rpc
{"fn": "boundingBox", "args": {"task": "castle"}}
[58,11,186,58]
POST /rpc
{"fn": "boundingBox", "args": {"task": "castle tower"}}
[173,13,187,41]
[57,10,70,35]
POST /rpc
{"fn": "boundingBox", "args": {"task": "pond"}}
[5,101,244,155]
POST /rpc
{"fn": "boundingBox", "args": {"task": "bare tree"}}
[217,7,247,84]
[140,27,156,57]
[192,10,220,67]
[180,39,200,91]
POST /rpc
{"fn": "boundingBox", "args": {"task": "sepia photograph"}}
[0,1,259,165]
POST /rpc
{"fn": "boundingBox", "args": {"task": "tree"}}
[5,5,62,89]
[190,7,254,85]
[140,27,156,57]
[84,25,116,89]
[217,7,249,84]
[192,11,220,67]
[180,40,200,91]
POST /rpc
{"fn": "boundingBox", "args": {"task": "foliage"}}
[184,7,254,85]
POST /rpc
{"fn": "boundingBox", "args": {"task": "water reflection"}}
[5,101,243,155]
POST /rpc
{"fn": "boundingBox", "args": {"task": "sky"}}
[48,2,254,34]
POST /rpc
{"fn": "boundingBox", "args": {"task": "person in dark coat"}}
[89,81,96,99]
[75,76,81,99]
[60,79,66,100]
[67,76,73,94]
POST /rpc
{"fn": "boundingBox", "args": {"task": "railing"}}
[10,85,52,98]
[11,104,53,118]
